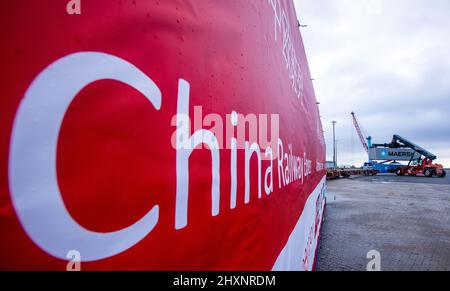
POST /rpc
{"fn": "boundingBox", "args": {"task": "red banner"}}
[0,0,326,270]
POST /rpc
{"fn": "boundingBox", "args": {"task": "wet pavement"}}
[315,173,450,271]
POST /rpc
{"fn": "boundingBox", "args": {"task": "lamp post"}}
[332,121,337,169]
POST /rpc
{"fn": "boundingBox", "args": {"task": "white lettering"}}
[9,52,161,262]
[175,80,221,230]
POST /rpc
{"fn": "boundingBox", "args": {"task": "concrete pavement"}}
[315,173,450,271]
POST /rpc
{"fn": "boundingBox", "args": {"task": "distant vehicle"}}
[351,113,446,179]
[376,135,447,178]
[352,112,404,174]
[363,161,402,173]
[396,158,446,178]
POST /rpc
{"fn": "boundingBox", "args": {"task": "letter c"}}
[9,52,161,262]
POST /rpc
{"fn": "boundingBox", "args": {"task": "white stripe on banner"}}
[272,176,327,271]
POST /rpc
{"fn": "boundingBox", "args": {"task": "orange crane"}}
[351,112,370,154]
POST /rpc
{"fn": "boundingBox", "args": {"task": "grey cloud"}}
[295,0,450,167]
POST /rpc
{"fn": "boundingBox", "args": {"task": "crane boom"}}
[351,112,369,154]
[392,135,437,160]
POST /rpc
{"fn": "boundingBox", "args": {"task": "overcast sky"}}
[294,0,450,167]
